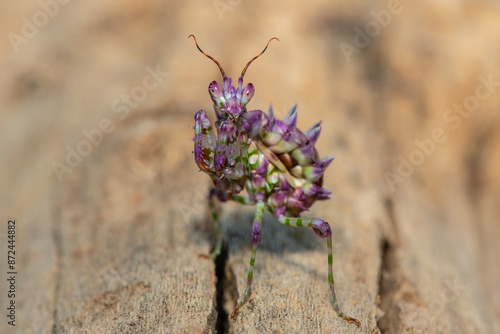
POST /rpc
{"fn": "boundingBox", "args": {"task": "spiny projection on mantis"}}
[189,34,361,328]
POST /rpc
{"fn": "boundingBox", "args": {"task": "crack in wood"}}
[213,242,229,334]
[377,197,399,333]
[376,238,391,334]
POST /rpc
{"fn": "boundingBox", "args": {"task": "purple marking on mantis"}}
[188,34,361,328]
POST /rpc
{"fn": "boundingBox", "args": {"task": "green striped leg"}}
[203,189,254,259]
[230,201,265,320]
[278,216,361,327]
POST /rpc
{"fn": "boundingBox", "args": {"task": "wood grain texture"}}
[0,0,499,333]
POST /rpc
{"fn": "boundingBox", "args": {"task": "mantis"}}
[189,34,360,327]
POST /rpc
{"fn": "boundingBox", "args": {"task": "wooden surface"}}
[1,1,499,333]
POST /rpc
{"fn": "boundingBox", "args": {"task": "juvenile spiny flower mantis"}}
[189,34,361,327]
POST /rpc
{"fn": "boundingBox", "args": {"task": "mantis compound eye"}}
[241,83,255,106]
[209,81,225,108]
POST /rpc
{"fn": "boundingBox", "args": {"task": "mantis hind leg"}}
[277,216,361,327]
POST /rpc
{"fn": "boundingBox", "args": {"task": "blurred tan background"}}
[0,0,499,333]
